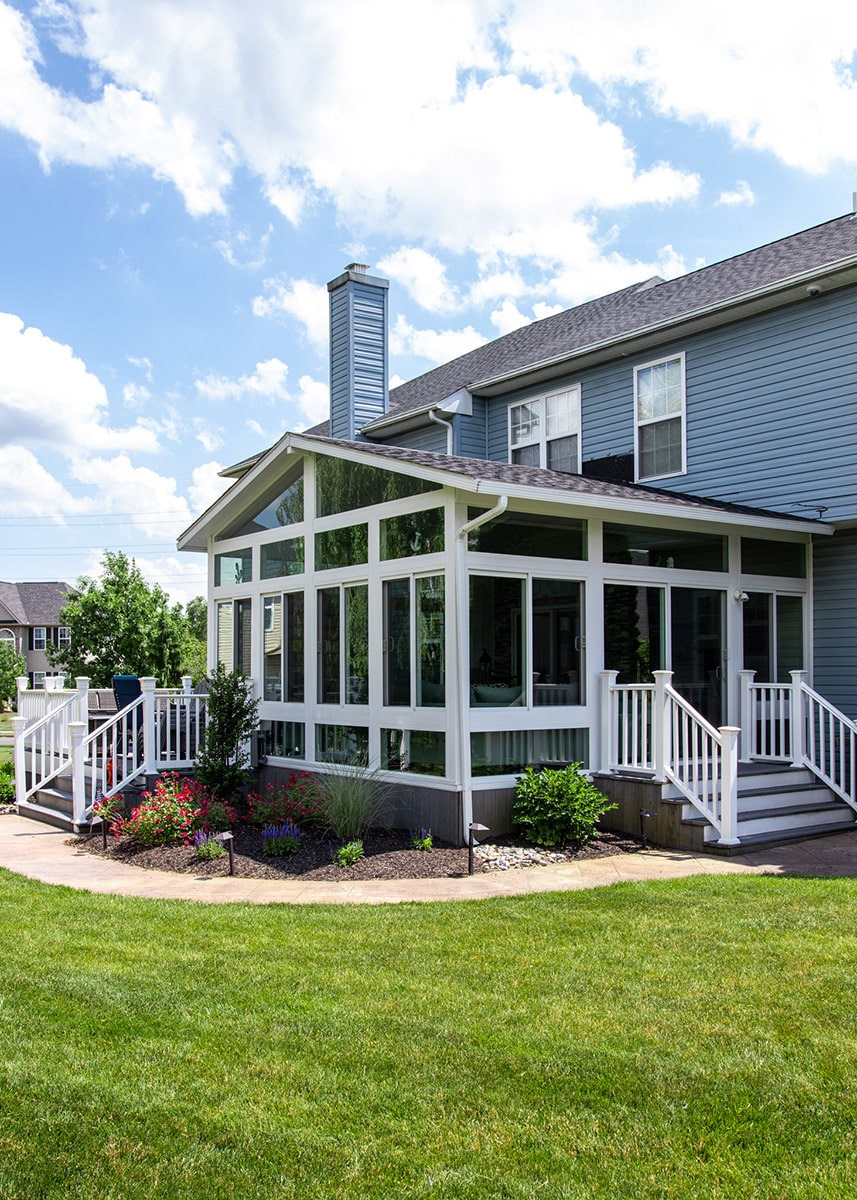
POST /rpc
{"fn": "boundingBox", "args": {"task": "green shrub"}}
[0,761,15,803]
[193,664,260,800]
[331,839,364,868]
[317,765,389,841]
[512,764,616,848]
[246,773,324,830]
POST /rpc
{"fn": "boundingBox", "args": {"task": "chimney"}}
[327,263,390,440]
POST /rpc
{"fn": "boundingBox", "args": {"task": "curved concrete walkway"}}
[0,814,856,905]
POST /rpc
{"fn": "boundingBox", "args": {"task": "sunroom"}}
[178,433,820,845]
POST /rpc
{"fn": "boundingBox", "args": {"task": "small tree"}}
[0,642,25,709]
[194,663,260,800]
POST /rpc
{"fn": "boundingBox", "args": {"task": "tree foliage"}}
[48,552,191,688]
[180,596,208,683]
[0,642,26,707]
[194,663,260,800]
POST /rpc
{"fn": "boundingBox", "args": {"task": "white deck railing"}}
[602,670,740,845]
[14,676,208,826]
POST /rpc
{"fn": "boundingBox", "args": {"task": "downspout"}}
[428,408,454,454]
[455,494,509,844]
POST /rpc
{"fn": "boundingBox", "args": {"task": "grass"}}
[0,872,856,1199]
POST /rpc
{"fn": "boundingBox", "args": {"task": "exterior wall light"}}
[468,822,489,875]
[732,590,749,602]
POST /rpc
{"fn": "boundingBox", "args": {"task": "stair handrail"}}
[655,671,740,846]
[76,691,149,826]
[14,679,90,802]
[798,678,857,814]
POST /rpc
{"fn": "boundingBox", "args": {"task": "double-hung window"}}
[635,354,686,481]
[509,386,580,473]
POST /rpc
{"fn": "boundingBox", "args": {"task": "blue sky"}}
[2,0,857,604]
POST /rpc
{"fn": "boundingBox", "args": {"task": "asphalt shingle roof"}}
[0,582,72,626]
[296,433,818,524]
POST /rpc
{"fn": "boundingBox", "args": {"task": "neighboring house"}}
[179,214,857,847]
[0,581,72,688]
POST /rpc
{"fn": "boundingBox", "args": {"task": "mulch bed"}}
[69,826,643,883]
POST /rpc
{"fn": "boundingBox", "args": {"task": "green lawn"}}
[0,871,855,1199]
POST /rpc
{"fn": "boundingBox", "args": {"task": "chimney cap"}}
[346,262,369,273]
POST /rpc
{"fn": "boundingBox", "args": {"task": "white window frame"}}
[508,385,581,473]
[32,627,47,652]
[634,353,687,482]
[57,626,71,649]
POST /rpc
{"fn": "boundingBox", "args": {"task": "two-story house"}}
[0,581,72,691]
[179,214,857,849]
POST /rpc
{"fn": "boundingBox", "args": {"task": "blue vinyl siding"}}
[329,278,388,440]
[391,424,449,453]
[455,396,487,458]
[812,529,857,717]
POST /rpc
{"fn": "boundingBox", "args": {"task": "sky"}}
[2,0,857,607]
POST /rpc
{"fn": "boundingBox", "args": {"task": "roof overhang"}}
[468,257,857,397]
[178,432,828,553]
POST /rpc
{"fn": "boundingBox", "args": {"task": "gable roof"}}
[181,432,824,552]
[0,582,72,626]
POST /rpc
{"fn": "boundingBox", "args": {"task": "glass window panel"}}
[638,416,682,478]
[259,720,305,759]
[33,627,46,651]
[546,434,578,474]
[604,585,665,684]
[261,537,304,579]
[216,464,304,538]
[471,728,588,776]
[384,579,411,706]
[285,593,304,702]
[316,457,440,517]
[743,593,771,680]
[741,538,806,578]
[216,601,233,668]
[533,579,583,705]
[545,391,575,437]
[467,509,586,560]
[235,599,252,677]
[511,443,541,467]
[315,524,368,570]
[417,576,445,707]
[345,585,368,704]
[776,595,804,682]
[637,359,682,421]
[380,508,445,560]
[603,523,726,572]
[318,588,341,704]
[381,729,445,776]
[469,575,525,706]
[316,724,369,764]
[263,595,282,700]
[510,401,540,446]
[215,549,252,586]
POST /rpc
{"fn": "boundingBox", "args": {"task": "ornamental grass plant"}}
[316,764,390,841]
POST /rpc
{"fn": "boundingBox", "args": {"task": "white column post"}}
[181,676,193,695]
[15,676,28,709]
[789,670,808,767]
[75,676,90,728]
[12,716,27,806]
[718,726,741,846]
[599,671,618,772]
[69,721,87,827]
[738,670,756,762]
[140,677,158,777]
[652,670,672,783]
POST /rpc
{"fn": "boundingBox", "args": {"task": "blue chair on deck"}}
[112,675,142,757]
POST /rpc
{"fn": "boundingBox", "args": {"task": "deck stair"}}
[679,762,857,854]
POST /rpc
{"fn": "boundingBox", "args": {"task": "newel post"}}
[738,670,756,762]
[652,670,673,783]
[789,670,808,767]
[140,677,157,777]
[181,676,193,695]
[75,676,90,728]
[599,671,618,772]
[68,721,87,828]
[12,716,27,807]
[718,726,741,846]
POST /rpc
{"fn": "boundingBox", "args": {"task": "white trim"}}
[507,384,581,473]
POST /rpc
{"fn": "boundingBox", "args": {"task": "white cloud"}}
[68,453,191,539]
[214,223,273,269]
[0,445,87,517]
[252,277,329,351]
[390,314,487,366]
[295,375,329,428]
[717,180,756,208]
[132,553,208,606]
[0,312,160,454]
[188,460,231,515]
[376,247,459,313]
[490,301,532,336]
[193,419,224,453]
[195,357,290,402]
[122,381,152,408]
[126,354,152,379]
